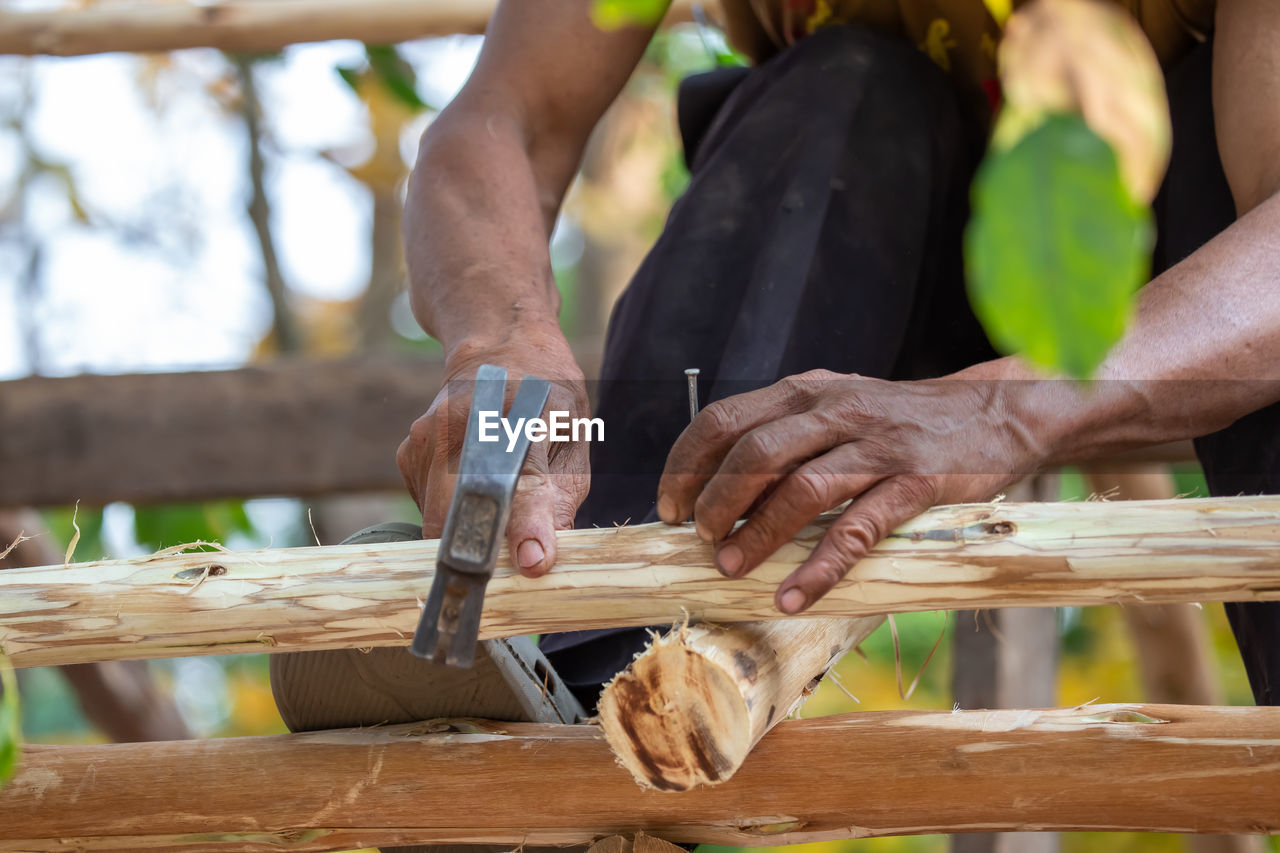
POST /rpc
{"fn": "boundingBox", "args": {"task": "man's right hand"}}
[396,332,590,578]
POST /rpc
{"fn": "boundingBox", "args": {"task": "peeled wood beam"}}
[0,0,702,57]
[598,616,884,790]
[3,705,1279,850]
[4,496,1280,669]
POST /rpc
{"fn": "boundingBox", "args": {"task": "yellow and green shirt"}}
[719,0,1215,113]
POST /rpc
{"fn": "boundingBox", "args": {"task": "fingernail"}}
[716,544,743,577]
[517,539,545,571]
[695,520,713,543]
[779,588,807,613]
[657,494,677,524]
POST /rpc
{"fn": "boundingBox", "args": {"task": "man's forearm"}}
[402,109,576,366]
[974,190,1280,462]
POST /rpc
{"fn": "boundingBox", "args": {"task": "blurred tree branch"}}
[232,54,301,354]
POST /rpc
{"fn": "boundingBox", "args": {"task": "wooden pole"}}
[2,706,1278,850]
[0,0,703,58]
[4,496,1280,669]
[0,357,1190,508]
[597,615,884,790]
[0,349,599,509]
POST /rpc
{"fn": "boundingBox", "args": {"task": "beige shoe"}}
[269,521,586,853]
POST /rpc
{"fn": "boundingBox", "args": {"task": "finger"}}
[417,415,466,541]
[714,445,881,577]
[776,474,938,614]
[657,380,815,527]
[505,445,561,578]
[694,411,847,542]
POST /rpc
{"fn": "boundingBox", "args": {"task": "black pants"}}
[541,26,1280,709]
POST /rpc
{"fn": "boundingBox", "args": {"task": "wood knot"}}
[985,521,1015,536]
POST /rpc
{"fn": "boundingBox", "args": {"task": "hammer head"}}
[410,365,551,668]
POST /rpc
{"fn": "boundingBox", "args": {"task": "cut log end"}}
[598,629,752,791]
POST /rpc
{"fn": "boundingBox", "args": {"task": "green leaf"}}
[0,655,20,788]
[965,113,1153,379]
[364,45,430,111]
[335,65,362,94]
[591,0,670,29]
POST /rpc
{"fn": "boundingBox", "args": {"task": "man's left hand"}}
[655,369,1047,613]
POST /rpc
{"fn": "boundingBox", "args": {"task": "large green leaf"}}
[0,656,20,788]
[965,113,1153,379]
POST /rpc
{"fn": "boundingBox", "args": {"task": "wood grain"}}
[2,705,1277,851]
[597,616,884,790]
[3,496,1280,669]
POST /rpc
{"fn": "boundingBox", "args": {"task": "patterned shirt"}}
[719,0,1215,116]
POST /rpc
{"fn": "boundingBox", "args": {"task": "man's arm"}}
[656,0,1280,613]
[403,1,660,357]
[999,0,1280,454]
[397,1,663,571]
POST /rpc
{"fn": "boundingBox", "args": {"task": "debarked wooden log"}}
[1,705,1278,851]
[2,496,1280,669]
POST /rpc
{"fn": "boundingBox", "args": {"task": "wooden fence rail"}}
[2,705,1277,851]
[0,351,1190,509]
[2,496,1278,669]
[0,0,702,57]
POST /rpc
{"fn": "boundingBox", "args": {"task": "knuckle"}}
[737,510,785,555]
[736,429,781,472]
[700,400,739,437]
[787,369,840,404]
[796,368,841,383]
[513,470,550,498]
[406,413,435,444]
[832,393,880,423]
[895,474,939,508]
[828,513,880,557]
[694,490,723,527]
[790,467,838,513]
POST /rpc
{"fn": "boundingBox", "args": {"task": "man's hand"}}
[397,333,590,577]
[655,370,1046,613]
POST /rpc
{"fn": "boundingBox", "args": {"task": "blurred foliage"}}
[133,501,254,551]
[0,656,19,788]
[41,504,104,562]
[966,0,1171,380]
[967,114,1151,379]
[337,45,431,112]
[591,0,671,29]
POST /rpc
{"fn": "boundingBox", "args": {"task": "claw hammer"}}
[410,364,551,668]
